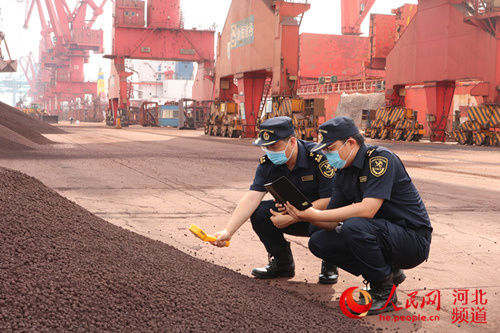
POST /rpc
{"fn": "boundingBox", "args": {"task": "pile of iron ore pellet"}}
[0,101,64,152]
[0,168,374,332]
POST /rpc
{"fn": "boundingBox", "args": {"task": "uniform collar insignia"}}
[351,144,368,169]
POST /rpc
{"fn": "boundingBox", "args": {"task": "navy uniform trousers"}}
[308,217,431,283]
[251,200,319,256]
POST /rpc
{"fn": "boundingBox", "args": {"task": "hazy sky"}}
[0,0,417,104]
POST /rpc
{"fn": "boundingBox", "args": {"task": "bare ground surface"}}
[1,121,499,332]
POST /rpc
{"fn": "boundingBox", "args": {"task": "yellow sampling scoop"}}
[189,224,230,247]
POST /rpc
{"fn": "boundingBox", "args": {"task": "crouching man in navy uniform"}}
[211,116,339,284]
[285,116,432,315]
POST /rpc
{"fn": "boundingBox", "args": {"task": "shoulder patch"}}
[369,156,388,177]
[259,155,268,165]
[319,160,335,179]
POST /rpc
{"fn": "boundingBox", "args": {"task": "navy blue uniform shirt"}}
[328,144,432,232]
[250,140,335,202]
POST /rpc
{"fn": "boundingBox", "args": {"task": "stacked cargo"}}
[365,107,425,141]
[205,102,242,138]
[261,97,325,140]
[452,105,500,146]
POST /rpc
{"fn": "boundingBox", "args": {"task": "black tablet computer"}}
[264,176,313,211]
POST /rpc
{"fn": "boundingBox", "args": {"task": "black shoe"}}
[358,270,404,302]
[251,243,295,279]
[366,274,398,316]
[318,261,338,284]
[393,268,406,286]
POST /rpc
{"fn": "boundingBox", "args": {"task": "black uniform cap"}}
[253,116,295,146]
[312,116,360,152]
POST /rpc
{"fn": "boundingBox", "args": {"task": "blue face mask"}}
[264,140,294,165]
[324,142,353,170]
[325,150,347,170]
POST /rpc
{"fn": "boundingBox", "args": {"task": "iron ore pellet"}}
[0,168,374,332]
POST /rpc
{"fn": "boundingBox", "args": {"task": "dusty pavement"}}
[1,122,499,332]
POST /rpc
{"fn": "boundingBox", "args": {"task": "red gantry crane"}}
[18,52,41,103]
[23,0,107,115]
[210,0,388,139]
[105,0,215,126]
[341,0,376,35]
[385,0,500,145]
[211,0,311,138]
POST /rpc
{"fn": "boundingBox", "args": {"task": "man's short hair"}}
[345,133,364,146]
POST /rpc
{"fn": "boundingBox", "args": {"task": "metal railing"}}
[464,0,499,16]
[297,79,386,96]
